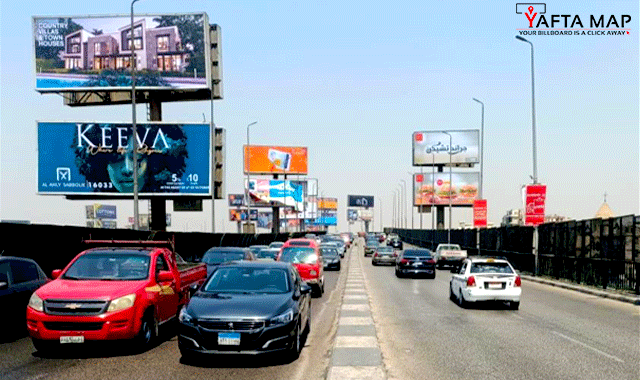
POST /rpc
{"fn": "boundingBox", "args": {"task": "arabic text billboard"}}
[525,184,547,226]
[413,130,479,166]
[38,122,211,195]
[33,14,210,92]
[243,146,308,175]
[413,172,479,206]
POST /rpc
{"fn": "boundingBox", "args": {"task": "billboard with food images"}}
[413,130,479,166]
[243,145,308,175]
[413,172,479,206]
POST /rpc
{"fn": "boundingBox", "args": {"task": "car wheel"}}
[395,268,402,278]
[429,273,436,280]
[135,312,157,352]
[372,260,377,266]
[449,284,456,301]
[510,301,520,310]
[336,262,341,271]
[32,338,55,354]
[288,323,302,361]
[321,278,325,294]
[459,292,469,309]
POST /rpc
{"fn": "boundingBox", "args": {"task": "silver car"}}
[372,246,397,266]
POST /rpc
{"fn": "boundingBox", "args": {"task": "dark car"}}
[178,262,312,361]
[202,247,255,277]
[0,257,49,337]
[388,238,403,250]
[320,247,341,271]
[256,248,280,261]
[395,249,436,279]
[364,240,380,257]
[249,245,269,257]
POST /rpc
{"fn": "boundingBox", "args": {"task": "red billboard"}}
[525,184,547,226]
[473,199,487,228]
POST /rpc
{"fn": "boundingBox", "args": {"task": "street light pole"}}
[407,172,414,229]
[246,121,258,232]
[516,35,538,184]
[130,0,140,230]
[400,179,407,229]
[393,190,397,228]
[442,131,452,244]
[472,98,485,199]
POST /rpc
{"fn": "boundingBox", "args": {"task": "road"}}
[0,247,351,380]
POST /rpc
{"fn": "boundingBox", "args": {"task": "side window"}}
[10,260,39,284]
[156,255,169,275]
[290,268,300,289]
[0,262,10,285]
[459,262,467,275]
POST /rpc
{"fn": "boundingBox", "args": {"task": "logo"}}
[228,322,234,329]
[65,303,82,309]
[416,174,424,183]
[516,3,631,35]
[56,167,71,181]
[415,133,423,142]
[516,3,546,28]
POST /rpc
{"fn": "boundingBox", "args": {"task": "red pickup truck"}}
[26,240,207,353]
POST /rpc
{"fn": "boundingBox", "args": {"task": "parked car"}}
[395,249,436,278]
[178,261,311,361]
[26,240,207,353]
[277,245,324,296]
[371,246,397,266]
[268,241,285,250]
[0,256,49,336]
[434,244,467,269]
[388,238,403,250]
[202,247,255,277]
[364,239,380,257]
[449,257,521,310]
[256,248,280,261]
[320,247,341,271]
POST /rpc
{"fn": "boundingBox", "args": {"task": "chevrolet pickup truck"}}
[26,240,207,353]
[434,244,468,269]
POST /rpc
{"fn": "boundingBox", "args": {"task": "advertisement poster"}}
[94,204,117,219]
[229,209,258,222]
[318,197,338,210]
[246,179,304,210]
[347,195,374,208]
[33,14,210,92]
[359,209,374,221]
[473,199,488,228]
[347,209,358,221]
[228,194,245,207]
[413,130,479,166]
[315,210,337,226]
[525,184,547,226]
[243,146,308,175]
[257,211,272,228]
[413,172,479,206]
[38,122,211,195]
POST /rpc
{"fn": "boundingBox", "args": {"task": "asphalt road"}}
[359,244,640,380]
[0,247,352,380]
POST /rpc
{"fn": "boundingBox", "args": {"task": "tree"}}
[152,15,206,77]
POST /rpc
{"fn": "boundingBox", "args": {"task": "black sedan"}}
[395,249,436,279]
[201,247,256,277]
[320,247,341,271]
[178,262,312,361]
[388,238,403,250]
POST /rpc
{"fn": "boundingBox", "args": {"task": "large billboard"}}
[246,179,304,210]
[229,209,258,222]
[347,209,358,221]
[243,146,308,175]
[413,130,479,166]
[347,195,374,208]
[413,172,479,206]
[33,14,210,92]
[38,122,211,195]
[524,184,547,226]
[228,194,245,207]
[318,198,338,210]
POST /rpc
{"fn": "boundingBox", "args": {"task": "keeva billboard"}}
[244,146,308,175]
[33,14,210,92]
[525,184,547,226]
[473,199,487,228]
[38,122,211,195]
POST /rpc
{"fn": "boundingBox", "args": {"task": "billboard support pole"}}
[420,166,423,230]
[148,97,167,231]
[131,0,140,231]
[272,174,280,234]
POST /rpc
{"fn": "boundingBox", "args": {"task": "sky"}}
[1,0,638,233]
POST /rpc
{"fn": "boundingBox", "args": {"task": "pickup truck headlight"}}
[270,309,293,326]
[28,293,44,312]
[178,307,194,324]
[107,294,136,312]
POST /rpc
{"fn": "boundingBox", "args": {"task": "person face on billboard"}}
[73,123,188,193]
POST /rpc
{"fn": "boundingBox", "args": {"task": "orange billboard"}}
[318,198,338,210]
[244,146,308,175]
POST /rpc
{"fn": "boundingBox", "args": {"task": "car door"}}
[451,261,468,296]
[291,268,309,326]
[8,259,44,323]
[155,254,179,322]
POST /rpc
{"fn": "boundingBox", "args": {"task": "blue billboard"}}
[95,204,117,219]
[38,122,210,195]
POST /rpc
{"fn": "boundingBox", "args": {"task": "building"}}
[595,202,615,219]
[61,19,190,73]
[501,209,523,226]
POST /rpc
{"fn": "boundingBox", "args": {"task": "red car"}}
[277,240,324,296]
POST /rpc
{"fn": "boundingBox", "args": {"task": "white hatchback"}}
[449,257,522,310]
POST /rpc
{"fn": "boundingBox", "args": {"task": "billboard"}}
[413,172,479,206]
[246,179,304,211]
[38,122,211,196]
[318,198,338,210]
[347,209,358,221]
[94,204,117,219]
[33,14,210,92]
[315,210,337,226]
[229,209,258,222]
[359,209,374,221]
[347,195,374,208]
[525,184,547,226]
[257,211,272,228]
[228,194,245,207]
[243,146,308,175]
[473,199,488,228]
[413,130,479,166]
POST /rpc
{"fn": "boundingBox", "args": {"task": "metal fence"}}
[392,214,639,294]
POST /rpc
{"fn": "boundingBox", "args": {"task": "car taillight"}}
[393,252,398,257]
[514,276,521,287]
[427,259,436,264]
[400,259,410,264]
[466,276,476,287]
[374,252,379,257]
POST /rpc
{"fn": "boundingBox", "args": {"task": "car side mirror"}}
[300,283,312,295]
[189,283,200,296]
[51,269,62,279]
[157,270,174,282]
[0,281,7,290]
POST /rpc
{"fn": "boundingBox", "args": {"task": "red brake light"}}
[514,276,521,287]
[374,252,379,257]
[400,259,409,264]
[466,276,476,287]
[427,259,436,264]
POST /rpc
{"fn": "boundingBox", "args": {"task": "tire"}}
[459,292,469,309]
[372,260,377,266]
[449,285,456,301]
[510,301,520,310]
[320,278,325,294]
[395,268,403,278]
[336,262,341,271]
[32,338,55,354]
[429,273,436,280]
[287,323,302,361]
[135,313,157,352]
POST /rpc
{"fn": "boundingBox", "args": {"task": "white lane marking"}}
[344,294,367,300]
[342,304,370,311]
[339,316,374,325]
[327,366,386,380]
[335,336,379,348]
[412,280,420,295]
[551,331,624,363]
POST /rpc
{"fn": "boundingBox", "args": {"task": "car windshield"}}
[366,241,379,247]
[377,247,394,253]
[404,250,432,257]
[256,249,278,259]
[280,247,318,264]
[469,262,514,274]
[320,248,339,257]
[439,245,458,250]
[203,251,245,265]
[63,253,150,280]
[288,241,311,247]
[203,267,290,294]
[249,246,267,254]
[269,242,284,248]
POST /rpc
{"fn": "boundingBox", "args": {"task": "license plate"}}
[60,336,84,344]
[413,262,421,266]
[488,282,503,289]
[218,332,241,346]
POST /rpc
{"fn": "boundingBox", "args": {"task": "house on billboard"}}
[60,19,190,73]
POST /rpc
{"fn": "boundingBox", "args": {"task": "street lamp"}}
[131,0,140,230]
[515,35,538,184]
[400,180,407,229]
[442,131,452,244]
[395,187,401,229]
[246,121,258,232]
[472,98,484,199]
[407,172,415,229]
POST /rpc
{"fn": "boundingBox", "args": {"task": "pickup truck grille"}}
[44,322,104,331]
[197,320,265,331]
[44,300,109,316]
